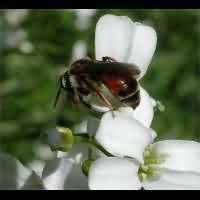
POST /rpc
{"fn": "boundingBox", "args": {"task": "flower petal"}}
[95,109,154,163]
[72,119,88,134]
[33,143,57,160]
[22,171,45,190]
[87,117,100,135]
[0,153,31,189]
[152,140,200,173]
[95,14,134,62]
[42,158,88,190]
[143,169,200,190]
[57,144,88,163]
[133,87,154,127]
[128,22,157,78]
[88,157,141,190]
[57,143,102,162]
[72,117,100,136]
[27,160,45,178]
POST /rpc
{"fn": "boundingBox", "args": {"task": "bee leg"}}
[92,91,116,118]
[79,96,92,110]
[73,88,81,104]
[102,56,117,63]
[83,79,115,114]
[93,89,116,117]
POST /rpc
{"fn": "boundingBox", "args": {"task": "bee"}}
[54,56,141,112]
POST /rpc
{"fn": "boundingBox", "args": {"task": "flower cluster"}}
[1,14,200,190]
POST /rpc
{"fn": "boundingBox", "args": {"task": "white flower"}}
[42,156,88,190]
[95,108,155,163]
[143,140,200,190]
[2,14,197,191]
[86,14,157,128]
[89,157,141,190]
[2,125,200,190]
[37,14,157,190]
[71,106,155,162]
[95,14,157,79]
[0,149,88,190]
[0,153,44,190]
[88,140,200,190]
[72,116,100,136]
[132,87,154,128]
[27,160,46,178]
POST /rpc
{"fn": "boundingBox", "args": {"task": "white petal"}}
[88,157,141,190]
[95,14,134,62]
[42,158,88,190]
[153,140,200,173]
[133,87,154,127]
[72,117,100,136]
[143,169,200,190]
[33,143,56,160]
[27,160,45,178]
[42,128,62,148]
[22,171,45,190]
[128,23,157,78]
[72,119,88,134]
[95,14,157,78]
[0,153,31,189]
[95,109,153,163]
[57,144,88,164]
[87,117,100,135]
[57,142,102,162]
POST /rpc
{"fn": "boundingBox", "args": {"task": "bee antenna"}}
[53,77,63,109]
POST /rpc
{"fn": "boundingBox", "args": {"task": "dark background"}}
[0,9,199,164]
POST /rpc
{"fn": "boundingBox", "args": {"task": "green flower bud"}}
[81,159,95,177]
[41,127,74,152]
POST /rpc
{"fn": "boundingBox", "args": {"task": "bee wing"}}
[73,62,141,79]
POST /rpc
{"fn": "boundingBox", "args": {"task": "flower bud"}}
[81,159,95,177]
[41,127,74,152]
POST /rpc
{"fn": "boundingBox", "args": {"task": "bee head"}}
[61,71,71,90]
[53,71,73,108]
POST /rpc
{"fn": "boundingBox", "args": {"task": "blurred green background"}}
[0,9,199,164]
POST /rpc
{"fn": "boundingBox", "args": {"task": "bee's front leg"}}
[72,88,81,105]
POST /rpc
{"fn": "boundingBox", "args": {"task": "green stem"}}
[74,134,113,157]
[88,136,93,160]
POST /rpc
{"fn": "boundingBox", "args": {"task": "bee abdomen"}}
[118,79,138,97]
[120,89,140,109]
